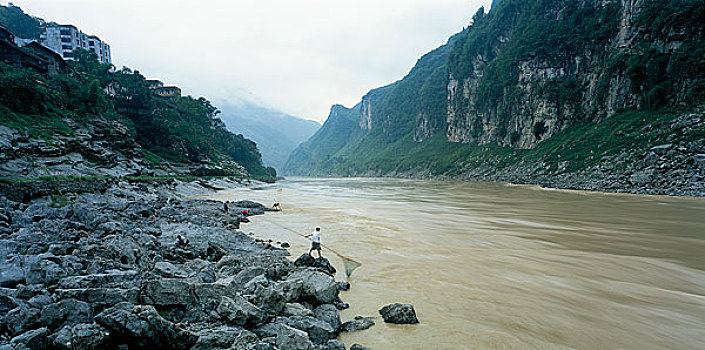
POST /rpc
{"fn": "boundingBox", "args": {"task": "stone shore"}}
[0,179,355,350]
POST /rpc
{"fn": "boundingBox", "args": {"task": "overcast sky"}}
[7,0,492,122]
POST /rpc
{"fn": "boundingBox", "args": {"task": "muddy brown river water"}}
[207,177,705,349]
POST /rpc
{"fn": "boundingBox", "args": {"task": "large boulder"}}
[24,254,67,285]
[350,344,371,350]
[340,316,375,332]
[324,339,347,350]
[10,327,50,350]
[191,326,260,350]
[95,303,198,350]
[54,287,140,305]
[254,322,314,350]
[57,270,139,289]
[379,303,419,324]
[313,304,341,331]
[294,254,336,275]
[0,256,26,287]
[49,323,111,350]
[285,268,338,304]
[281,303,313,317]
[6,304,40,335]
[242,275,286,317]
[140,278,196,305]
[278,316,336,344]
[216,295,265,327]
[39,298,93,330]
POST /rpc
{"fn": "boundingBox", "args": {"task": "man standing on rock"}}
[306,227,323,258]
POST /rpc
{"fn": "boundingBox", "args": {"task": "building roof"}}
[0,26,15,42]
[24,41,66,63]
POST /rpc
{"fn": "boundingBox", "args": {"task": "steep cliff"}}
[446,0,703,149]
[284,0,705,195]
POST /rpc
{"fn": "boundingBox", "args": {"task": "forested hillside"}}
[1,4,274,181]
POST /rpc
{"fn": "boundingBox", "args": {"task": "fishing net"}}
[340,256,362,278]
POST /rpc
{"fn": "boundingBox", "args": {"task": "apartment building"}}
[40,24,111,64]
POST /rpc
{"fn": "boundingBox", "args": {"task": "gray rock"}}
[24,254,67,285]
[95,303,198,350]
[14,284,50,300]
[278,279,304,303]
[0,256,26,287]
[350,344,371,350]
[10,327,50,350]
[255,323,313,350]
[153,261,189,278]
[242,275,286,317]
[27,294,53,309]
[336,281,350,291]
[216,295,265,326]
[314,304,341,331]
[0,294,18,313]
[379,303,419,324]
[49,323,111,350]
[6,304,40,335]
[39,298,93,330]
[279,315,336,344]
[324,339,347,350]
[191,326,259,350]
[282,303,314,317]
[340,316,375,332]
[651,144,672,155]
[57,270,139,289]
[141,278,196,305]
[286,268,338,304]
[294,254,337,275]
[54,287,140,305]
[642,152,659,168]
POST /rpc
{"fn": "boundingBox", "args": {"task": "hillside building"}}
[0,26,62,75]
[23,41,67,75]
[39,24,111,64]
[146,79,181,98]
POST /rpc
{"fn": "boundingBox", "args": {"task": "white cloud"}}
[8,0,491,122]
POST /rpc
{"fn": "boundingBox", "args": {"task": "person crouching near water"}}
[306,227,322,258]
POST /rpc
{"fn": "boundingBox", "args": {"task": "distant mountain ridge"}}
[218,102,319,172]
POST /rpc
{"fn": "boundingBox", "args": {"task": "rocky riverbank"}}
[397,109,705,197]
[0,179,359,349]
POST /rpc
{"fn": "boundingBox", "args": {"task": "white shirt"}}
[311,231,321,243]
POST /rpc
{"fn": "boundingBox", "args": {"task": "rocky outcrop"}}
[0,180,355,349]
[379,303,419,324]
[340,316,376,332]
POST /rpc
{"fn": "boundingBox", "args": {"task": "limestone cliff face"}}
[446,0,697,149]
[360,97,372,131]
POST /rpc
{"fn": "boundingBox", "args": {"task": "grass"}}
[0,106,74,139]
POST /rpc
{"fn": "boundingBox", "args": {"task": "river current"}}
[206,177,705,349]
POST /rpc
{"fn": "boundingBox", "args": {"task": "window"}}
[61,37,71,43]
[62,45,72,50]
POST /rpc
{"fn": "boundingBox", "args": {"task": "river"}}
[206,177,705,349]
